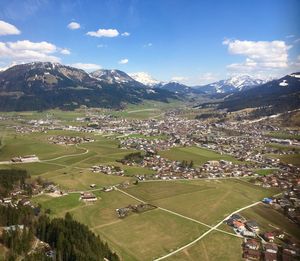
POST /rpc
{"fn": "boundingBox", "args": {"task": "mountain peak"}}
[91,69,137,84]
[129,72,160,86]
[197,75,269,94]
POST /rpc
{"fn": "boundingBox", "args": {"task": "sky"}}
[0,0,299,85]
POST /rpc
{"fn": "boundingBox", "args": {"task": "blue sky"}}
[0,0,299,85]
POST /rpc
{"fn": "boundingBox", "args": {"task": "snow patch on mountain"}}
[279,80,288,87]
[129,72,160,86]
[91,69,136,84]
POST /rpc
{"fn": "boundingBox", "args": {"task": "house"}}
[263,198,273,204]
[116,207,130,218]
[265,243,278,254]
[80,192,97,202]
[3,225,24,231]
[243,249,261,260]
[233,220,245,231]
[246,221,260,232]
[20,155,39,163]
[264,252,277,261]
[242,230,257,238]
[282,248,297,261]
[244,239,260,250]
[263,232,275,242]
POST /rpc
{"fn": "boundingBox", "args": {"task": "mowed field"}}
[159,146,240,166]
[165,231,243,261]
[33,189,208,261]
[0,131,152,191]
[32,178,279,260]
[125,179,279,225]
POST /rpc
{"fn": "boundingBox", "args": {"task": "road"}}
[153,201,261,261]
[115,187,243,239]
[41,144,89,162]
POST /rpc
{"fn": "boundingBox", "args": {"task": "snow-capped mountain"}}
[128,72,160,86]
[0,62,178,111]
[90,69,139,85]
[156,81,194,94]
[196,75,270,94]
[219,72,300,112]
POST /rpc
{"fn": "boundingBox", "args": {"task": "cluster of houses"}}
[116,203,156,218]
[253,165,300,225]
[48,135,94,145]
[91,165,124,176]
[122,153,258,181]
[226,213,299,260]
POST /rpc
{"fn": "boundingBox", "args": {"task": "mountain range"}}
[218,72,300,113]
[0,62,299,113]
[0,62,176,111]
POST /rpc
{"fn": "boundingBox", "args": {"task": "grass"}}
[109,100,185,120]
[32,193,83,217]
[0,162,65,176]
[126,179,279,225]
[240,204,300,241]
[45,169,133,191]
[267,131,300,141]
[122,133,168,140]
[96,208,208,261]
[165,231,243,261]
[253,168,277,176]
[276,154,300,167]
[70,190,140,228]
[0,132,82,161]
[267,143,300,152]
[159,146,240,166]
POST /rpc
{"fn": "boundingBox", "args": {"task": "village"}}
[1,110,300,260]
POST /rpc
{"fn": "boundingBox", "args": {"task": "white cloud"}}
[121,32,130,37]
[8,40,56,53]
[67,22,80,30]
[196,73,219,85]
[143,43,153,47]
[0,40,60,63]
[294,38,300,44]
[286,34,295,38]
[87,29,119,38]
[171,76,187,82]
[223,39,291,74]
[0,20,21,35]
[60,48,71,55]
[97,44,107,48]
[118,58,128,64]
[71,63,101,71]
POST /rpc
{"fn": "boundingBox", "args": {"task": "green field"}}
[32,193,83,217]
[276,154,300,167]
[109,100,185,119]
[125,179,279,225]
[96,209,208,261]
[0,131,86,161]
[253,168,277,176]
[267,131,300,141]
[165,231,243,261]
[159,146,240,166]
[267,143,300,152]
